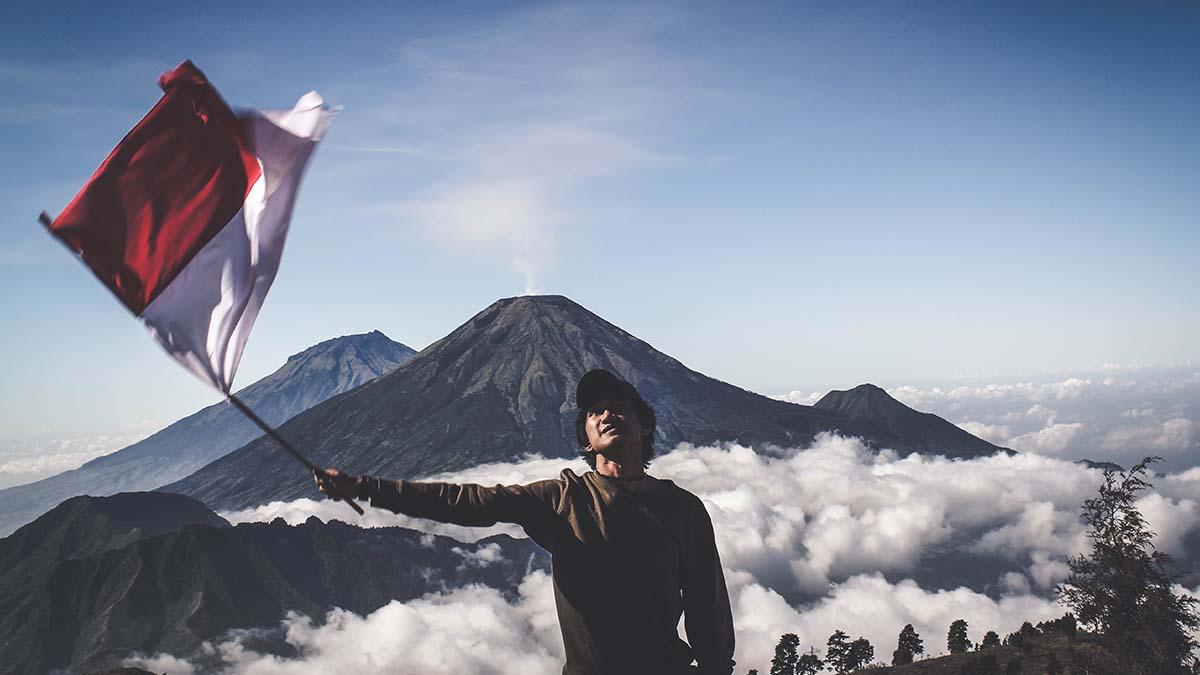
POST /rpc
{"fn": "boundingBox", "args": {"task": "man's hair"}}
[575,396,657,470]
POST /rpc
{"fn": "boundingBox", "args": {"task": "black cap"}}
[576,369,640,411]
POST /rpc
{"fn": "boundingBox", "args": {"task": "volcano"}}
[164,295,1006,511]
[0,331,414,536]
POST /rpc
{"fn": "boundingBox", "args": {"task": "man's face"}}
[584,397,645,459]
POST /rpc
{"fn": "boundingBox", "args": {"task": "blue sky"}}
[0,0,1197,447]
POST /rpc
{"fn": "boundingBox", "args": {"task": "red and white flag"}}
[44,60,334,393]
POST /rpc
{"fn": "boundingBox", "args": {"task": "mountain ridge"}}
[164,295,1007,511]
[0,491,547,675]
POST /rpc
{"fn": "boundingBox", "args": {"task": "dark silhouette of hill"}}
[163,295,1007,512]
[0,492,229,582]
[0,492,545,675]
[814,383,1009,457]
[0,331,415,536]
[869,633,1117,674]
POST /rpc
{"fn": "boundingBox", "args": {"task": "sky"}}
[1,1,1198,454]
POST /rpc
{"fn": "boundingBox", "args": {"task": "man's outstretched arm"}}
[314,468,561,528]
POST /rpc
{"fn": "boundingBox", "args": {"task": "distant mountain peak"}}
[285,329,410,363]
[816,383,1009,456]
[0,331,417,536]
[815,383,909,416]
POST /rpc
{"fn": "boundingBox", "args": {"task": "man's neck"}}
[595,452,645,480]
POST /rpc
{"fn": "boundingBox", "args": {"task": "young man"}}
[315,368,736,675]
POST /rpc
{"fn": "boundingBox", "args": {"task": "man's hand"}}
[313,467,361,502]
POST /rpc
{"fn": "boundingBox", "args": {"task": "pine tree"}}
[893,624,925,665]
[1004,657,1022,675]
[980,630,1000,649]
[1058,457,1200,674]
[846,637,874,671]
[770,633,800,675]
[827,630,850,673]
[796,647,823,675]
[948,619,971,654]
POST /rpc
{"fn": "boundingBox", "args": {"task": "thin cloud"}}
[882,366,1200,470]
[354,4,694,293]
[0,429,154,489]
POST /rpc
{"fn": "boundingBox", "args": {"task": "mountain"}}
[814,383,1009,457]
[164,295,1006,511]
[0,492,546,675]
[0,492,229,582]
[0,331,415,536]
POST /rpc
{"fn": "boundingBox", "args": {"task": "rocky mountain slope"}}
[815,383,1008,458]
[0,492,545,675]
[0,331,415,536]
[164,295,1006,511]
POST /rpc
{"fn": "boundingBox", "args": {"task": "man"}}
[314,368,736,675]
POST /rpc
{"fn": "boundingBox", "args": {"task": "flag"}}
[43,60,334,393]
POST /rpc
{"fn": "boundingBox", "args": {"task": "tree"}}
[1037,613,1077,639]
[748,671,759,675]
[770,633,800,675]
[1004,657,1022,675]
[893,623,924,665]
[948,619,971,654]
[1057,457,1200,674]
[846,637,874,671]
[827,631,850,673]
[980,630,1001,649]
[1045,652,1063,675]
[796,647,823,675]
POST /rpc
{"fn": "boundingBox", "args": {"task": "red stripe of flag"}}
[44,60,262,315]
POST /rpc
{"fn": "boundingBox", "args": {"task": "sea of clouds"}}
[0,428,153,489]
[781,364,1200,472]
[130,433,1200,674]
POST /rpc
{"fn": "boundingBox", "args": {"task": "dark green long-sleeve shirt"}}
[359,468,735,675]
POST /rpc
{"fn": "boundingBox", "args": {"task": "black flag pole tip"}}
[37,211,52,227]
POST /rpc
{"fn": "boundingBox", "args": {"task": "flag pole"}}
[226,393,364,515]
[39,210,362,517]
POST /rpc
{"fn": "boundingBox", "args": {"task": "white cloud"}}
[1007,422,1084,455]
[363,4,686,293]
[773,390,824,406]
[453,542,506,569]
[147,438,1200,673]
[956,421,1011,445]
[877,367,1200,469]
[1102,418,1198,453]
[129,571,564,675]
[0,429,154,489]
[127,569,1083,675]
[227,437,1200,599]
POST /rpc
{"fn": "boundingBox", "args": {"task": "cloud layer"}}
[0,429,153,489]
[192,436,1200,673]
[779,365,1200,470]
